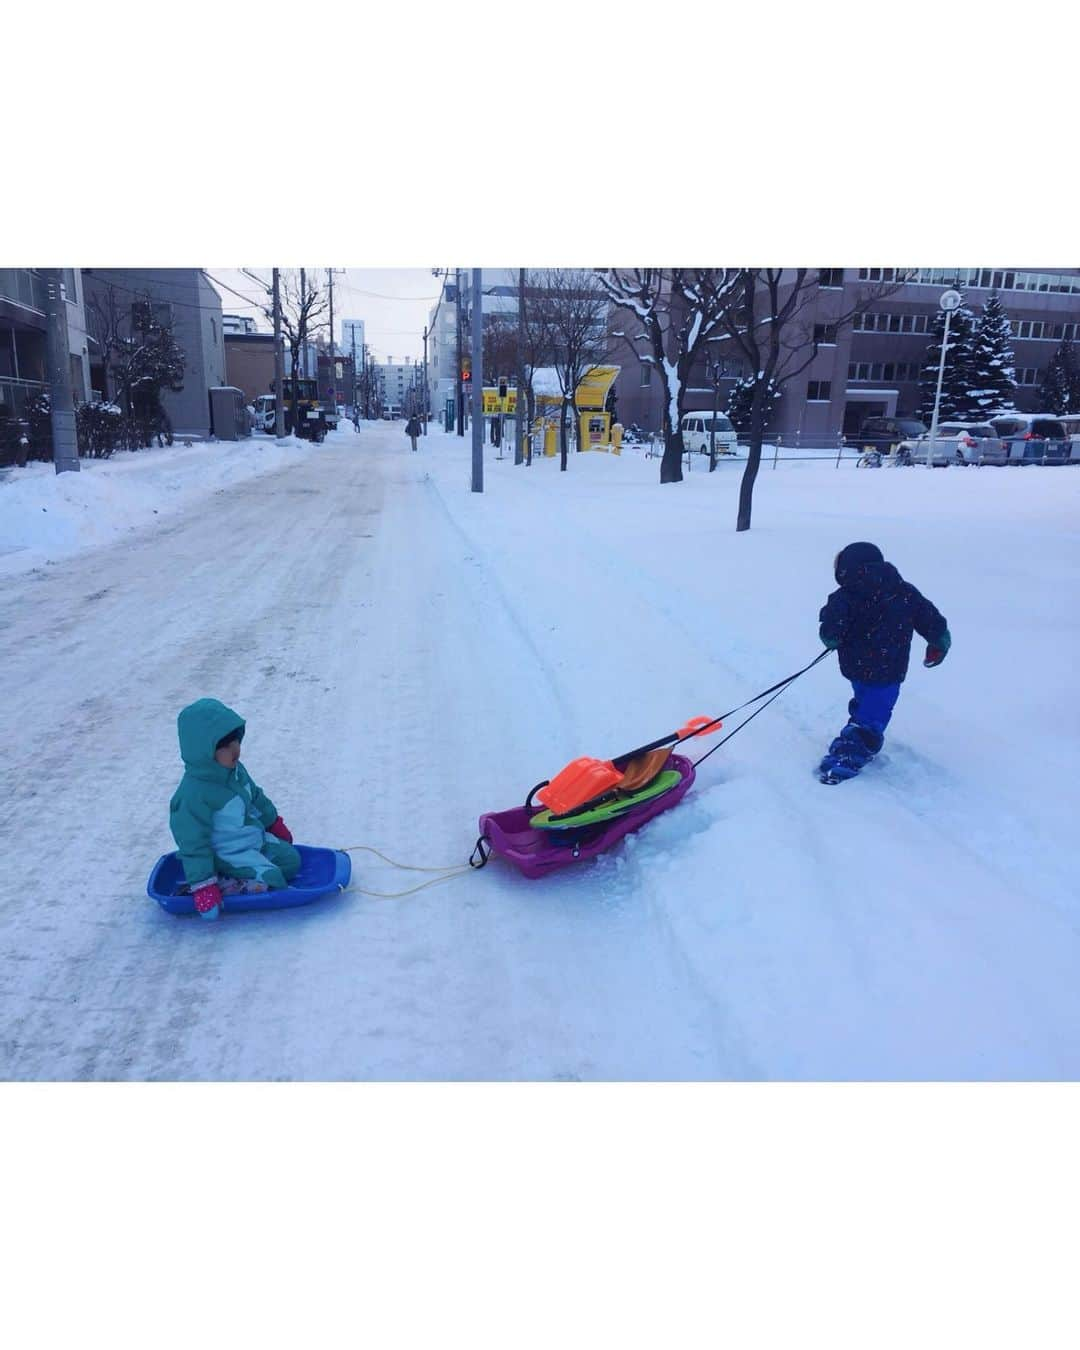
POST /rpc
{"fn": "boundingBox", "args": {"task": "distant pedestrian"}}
[405,413,421,451]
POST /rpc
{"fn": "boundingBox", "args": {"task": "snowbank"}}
[0,433,318,577]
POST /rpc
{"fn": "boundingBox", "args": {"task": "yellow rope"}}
[338,844,473,900]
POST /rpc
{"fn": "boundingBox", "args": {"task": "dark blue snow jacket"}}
[819,542,948,686]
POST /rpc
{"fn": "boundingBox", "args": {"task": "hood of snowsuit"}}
[177,698,246,775]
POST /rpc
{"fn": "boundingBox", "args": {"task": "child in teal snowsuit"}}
[170,698,300,921]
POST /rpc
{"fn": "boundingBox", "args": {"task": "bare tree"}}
[595,269,736,483]
[85,284,126,405]
[517,271,556,464]
[714,270,904,531]
[257,270,329,409]
[482,310,518,385]
[533,269,610,471]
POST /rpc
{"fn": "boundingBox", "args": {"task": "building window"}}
[807,380,831,401]
[818,269,844,289]
[639,364,651,386]
[211,318,217,345]
[814,323,837,346]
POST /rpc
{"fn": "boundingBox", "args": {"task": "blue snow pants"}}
[821,680,902,778]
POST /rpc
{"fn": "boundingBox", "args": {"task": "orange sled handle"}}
[675,715,723,740]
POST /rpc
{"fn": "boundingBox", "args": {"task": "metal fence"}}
[639,431,858,468]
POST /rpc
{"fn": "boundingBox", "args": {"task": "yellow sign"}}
[482,387,518,415]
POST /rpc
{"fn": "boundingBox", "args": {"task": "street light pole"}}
[927,289,961,469]
[42,269,79,474]
[455,267,464,437]
[328,267,335,414]
[471,268,483,493]
[516,267,525,466]
[272,268,286,440]
[707,351,723,472]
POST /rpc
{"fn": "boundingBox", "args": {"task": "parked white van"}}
[680,411,738,456]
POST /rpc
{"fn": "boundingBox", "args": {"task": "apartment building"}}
[0,268,92,430]
[377,359,423,415]
[81,268,227,436]
[611,268,1080,440]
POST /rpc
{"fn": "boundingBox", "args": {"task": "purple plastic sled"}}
[477,753,696,880]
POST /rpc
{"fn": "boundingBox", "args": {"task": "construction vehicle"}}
[253,378,330,442]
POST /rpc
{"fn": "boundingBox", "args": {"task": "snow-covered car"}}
[986,413,1069,465]
[897,422,998,466]
[680,411,738,456]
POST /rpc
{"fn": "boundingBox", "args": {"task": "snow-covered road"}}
[2,422,1078,1079]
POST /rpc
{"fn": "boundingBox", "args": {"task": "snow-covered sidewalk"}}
[0,432,314,578]
[1,421,1078,1079]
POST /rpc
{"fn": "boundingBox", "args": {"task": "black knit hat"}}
[215,726,244,750]
[835,541,884,582]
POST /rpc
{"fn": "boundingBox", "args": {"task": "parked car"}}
[680,411,738,456]
[1057,414,1080,464]
[986,413,1069,465]
[897,422,998,466]
[849,416,928,453]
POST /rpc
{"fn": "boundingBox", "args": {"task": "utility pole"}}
[516,267,525,466]
[327,267,336,415]
[455,267,464,436]
[350,328,357,423]
[292,267,306,430]
[422,324,429,435]
[272,268,286,439]
[471,267,483,492]
[300,269,307,374]
[42,269,79,474]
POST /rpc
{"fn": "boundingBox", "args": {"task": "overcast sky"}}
[207,268,444,363]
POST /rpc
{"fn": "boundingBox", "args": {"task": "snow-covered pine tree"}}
[917,296,977,423]
[725,374,780,431]
[1040,335,1080,414]
[966,294,1017,419]
[1040,349,1070,414]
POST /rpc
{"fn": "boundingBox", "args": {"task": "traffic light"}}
[498,377,508,401]
[461,358,471,383]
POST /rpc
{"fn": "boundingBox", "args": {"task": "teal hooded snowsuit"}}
[169,699,300,890]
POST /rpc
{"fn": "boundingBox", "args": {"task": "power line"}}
[206,271,271,310]
[82,271,264,314]
[333,281,441,302]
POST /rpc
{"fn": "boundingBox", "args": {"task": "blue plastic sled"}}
[147,845,351,916]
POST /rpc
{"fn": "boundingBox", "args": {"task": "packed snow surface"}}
[1,422,1077,1079]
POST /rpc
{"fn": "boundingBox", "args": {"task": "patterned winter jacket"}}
[169,698,282,887]
[819,545,948,685]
